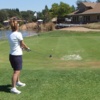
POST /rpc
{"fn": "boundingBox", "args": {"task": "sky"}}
[0,0,96,12]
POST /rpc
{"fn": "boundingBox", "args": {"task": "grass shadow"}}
[0,84,11,93]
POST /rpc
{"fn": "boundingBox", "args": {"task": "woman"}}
[8,20,30,94]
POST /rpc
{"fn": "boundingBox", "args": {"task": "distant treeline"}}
[0,2,75,26]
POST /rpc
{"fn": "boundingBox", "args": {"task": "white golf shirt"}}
[8,31,23,55]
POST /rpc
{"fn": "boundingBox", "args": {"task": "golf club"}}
[25,48,53,58]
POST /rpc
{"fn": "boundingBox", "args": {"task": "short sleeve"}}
[17,32,23,41]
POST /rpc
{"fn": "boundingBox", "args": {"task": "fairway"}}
[1,30,100,100]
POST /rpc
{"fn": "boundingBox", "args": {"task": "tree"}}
[96,0,100,2]
[50,2,72,18]
[50,3,59,17]
[42,5,50,22]
[7,9,21,18]
[0,10,8,23]
[71,5,76,12]
[21,10,34,22]
[58,2,72,17]
[16,8,19,12]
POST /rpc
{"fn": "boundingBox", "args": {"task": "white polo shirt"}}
[8,31,23,55]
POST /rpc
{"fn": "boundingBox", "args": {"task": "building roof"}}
[82,2,96,8]
[68,2,100,16]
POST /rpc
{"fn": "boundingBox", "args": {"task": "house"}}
[68,2,100,24]
[51,17,57,23]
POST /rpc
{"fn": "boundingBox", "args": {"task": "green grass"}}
[1,30,100,100]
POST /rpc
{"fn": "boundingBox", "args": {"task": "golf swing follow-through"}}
[7,19,31,94]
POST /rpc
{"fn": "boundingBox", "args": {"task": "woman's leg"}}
[12,70,20,87]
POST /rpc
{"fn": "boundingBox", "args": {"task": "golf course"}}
[1,30,100,100]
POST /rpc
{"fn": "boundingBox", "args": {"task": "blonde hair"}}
[9,20,19,32]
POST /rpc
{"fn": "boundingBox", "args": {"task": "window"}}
[97,15,100,20]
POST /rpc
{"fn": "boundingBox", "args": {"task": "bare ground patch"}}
[59,26,100,32]
[51,59,100,69]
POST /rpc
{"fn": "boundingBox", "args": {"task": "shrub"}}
[0,23,3,28]
[39,22,55,32]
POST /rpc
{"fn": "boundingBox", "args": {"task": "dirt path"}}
[59,26,100,32]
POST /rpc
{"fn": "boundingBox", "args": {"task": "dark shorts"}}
[9,54,23,71]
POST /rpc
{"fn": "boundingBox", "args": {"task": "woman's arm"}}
[20,40,30,51]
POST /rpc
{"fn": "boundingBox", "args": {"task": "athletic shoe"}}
[16,81,26,87]
[10,87,21,94]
